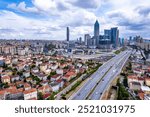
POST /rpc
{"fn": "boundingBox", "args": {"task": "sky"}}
[0,0,150,40]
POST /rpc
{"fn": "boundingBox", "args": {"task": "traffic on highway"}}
[69,50,132,100]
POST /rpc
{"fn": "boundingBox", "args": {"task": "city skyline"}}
[0,0,150,40]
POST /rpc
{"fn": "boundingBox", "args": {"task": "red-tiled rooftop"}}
[51,74,61,78]
[23,88,37,94]
[128,75,138,79]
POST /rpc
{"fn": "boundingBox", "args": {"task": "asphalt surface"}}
[88,50,131,100]
[69,50,131,100]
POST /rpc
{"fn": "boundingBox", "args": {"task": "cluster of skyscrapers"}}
[85,20,120,49]
[66,20,123,49]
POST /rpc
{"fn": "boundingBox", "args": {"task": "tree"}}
[17,71,23,76]
[38,92,44,100]
[47,75,51,80]
[117,82,129,100]
[50,71,56,76]
[123,76,128,87]
[32,76,41,85]
[31,64,36,69]
[2,83,9,88]
[2,63,8,69]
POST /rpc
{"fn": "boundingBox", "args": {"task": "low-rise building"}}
[23,88,37,100]
[44,69,51,75]
[129,82,141,91]
[51,74,61,81]
[51,64,58,70]
[56,79,64,88]
[26,77,33,83]
[141,86,150,94]
[23,71,30,78]
[56,69,63,75]
[38,85,51,94]
[145,78,150,87]
[133,68,144,76]
[31,67,39,73]
[128,74,138,85]
[24,83,31,91]
[1,75,11,84]
[0,90,7,100]
[10,75,20,82]
[50,83,60,92]
[63,71,76,81]
[40,63,48,72]
[16,63,25,71]
[5,88,24,100]
[5,70,13,76]
[36,73,47,81]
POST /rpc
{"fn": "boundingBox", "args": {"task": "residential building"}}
[1,75,11,84]
[50,83,60,92]
[145,78,150,86]
[129,82,141,90]
[23,88,37,100]
[51,74,62,81]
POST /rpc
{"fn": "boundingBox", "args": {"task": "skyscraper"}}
[66,27,69,41]
[111,27,119,48]
[94,20,100,47]
[104,29,111,39]
[84,34,91,46]
[79,37,82,44]
[94,20,99,37]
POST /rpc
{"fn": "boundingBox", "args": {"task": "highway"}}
[69,50,131,100]
[88,50,131,100]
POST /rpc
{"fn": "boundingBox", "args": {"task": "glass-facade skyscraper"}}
[94,20,99,37]
[104,29,111,39]
[67,27,69,42]
[94,20,100,47]
[111,27,119,48]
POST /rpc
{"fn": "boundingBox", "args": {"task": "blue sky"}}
[0,0,150,40]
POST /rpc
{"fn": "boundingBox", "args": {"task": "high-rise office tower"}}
[94,20,99,37]
[79,37,82,44]
[84,34,91,46]
[111,27,119,48]
[94,20,100,47]
[66,27,69,41]
[104,29,111,39]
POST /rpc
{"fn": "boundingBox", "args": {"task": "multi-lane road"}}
[69,50,132,100]
[88,50,131,100]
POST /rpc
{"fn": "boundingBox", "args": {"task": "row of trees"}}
[117,80,129,100]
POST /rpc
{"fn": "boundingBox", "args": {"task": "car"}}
[77,93,80,96]
[102,79,104,81]
[95,92,98,95]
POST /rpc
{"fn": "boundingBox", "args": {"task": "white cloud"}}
[32,0,57,11]
[3,0,150,39]
[8,2,39,13]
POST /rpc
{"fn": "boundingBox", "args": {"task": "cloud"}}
[0,10,58,39]
[2,0,150,39]
[107,8,150,31]
[32,0,57,11]
[72,0,101,9]
[7,2,39,13]
[0,28,16,33]
[135,6,150,16]
[60,9,97,27]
